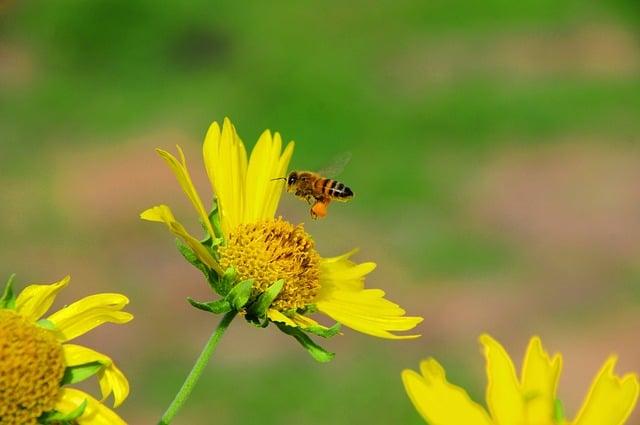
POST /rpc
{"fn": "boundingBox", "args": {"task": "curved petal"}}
[15,275,70,321]
[572,356,639,425]
[401,358,494,425]
[520,336,563,424]
[203,118,247,237]
[63,344,129,407]
[315,253,421,339]
[267,308,297,327]
[55,388,126,425]
[265,138,294,219]
[156,146,215,239]
[480,334,525,424]
[140,204,222,274]
[48,294,133,342]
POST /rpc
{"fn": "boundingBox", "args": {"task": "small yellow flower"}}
[0,275,132,425]
[402,334,639,425]
[142,117,422,360]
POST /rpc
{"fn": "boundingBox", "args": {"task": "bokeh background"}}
[2,1,640,424]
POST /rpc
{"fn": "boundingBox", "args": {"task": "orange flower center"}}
[0,309,65,425]
[219,218,321,311]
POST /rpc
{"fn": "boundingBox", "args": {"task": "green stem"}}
[158,310,237,425]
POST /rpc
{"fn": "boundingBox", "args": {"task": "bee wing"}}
[316,152,352,178]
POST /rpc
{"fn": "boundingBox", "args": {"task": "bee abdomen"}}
[328,181,353,199]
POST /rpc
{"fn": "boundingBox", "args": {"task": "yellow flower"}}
[141,117,422,360]
[402,334,639,425]
[0,275,132,425]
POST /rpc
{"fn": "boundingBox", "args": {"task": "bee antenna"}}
[271,177,286,182]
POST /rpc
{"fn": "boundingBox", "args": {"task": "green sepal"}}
[0,273,17,309]
[209,200,224,240]
[39,399,87,423]
[187,297,232,314]
[218,267,237,296]
[37,319,57,331]
[176,239,210,276]
[554,399,566,422]
[226,279,254,310]
[302,322,341,338]
[60,362,103,386]
[276,323,335,363]
[246,279,284,327]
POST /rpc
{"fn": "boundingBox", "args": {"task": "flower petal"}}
[63,344,129,407]
[315,253,421,339]
[480,334,525,424]
[203,118,247,237]
[48,294,133,341]
[267,308,297,327]
[140,204,222,274]
[15,276,70,321]
[572,356,639,425]
[55,388,126,425]
[401,358,494,425]
[156,146,215,239]
[520,336,563,424]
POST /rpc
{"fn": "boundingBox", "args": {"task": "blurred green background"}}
[2,1,640,423]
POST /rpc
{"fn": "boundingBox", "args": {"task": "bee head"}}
[286,171,298,190]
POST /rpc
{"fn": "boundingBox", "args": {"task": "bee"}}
[273,153,353,219]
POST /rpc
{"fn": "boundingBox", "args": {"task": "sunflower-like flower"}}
[141,117,422,361]
[402,334,639,425]
[0,275,132,425]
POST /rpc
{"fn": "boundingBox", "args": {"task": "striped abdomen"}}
[319,178,354,201]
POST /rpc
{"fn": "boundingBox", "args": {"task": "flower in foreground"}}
[0,275,132,425]
[402,334,639,425]
[141,117,422,361]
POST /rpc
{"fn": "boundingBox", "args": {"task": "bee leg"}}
[310,199,329,219]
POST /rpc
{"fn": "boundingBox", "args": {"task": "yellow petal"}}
[140,205,222,274]
[520,336,563,424]
[401,358,494,425]
[55,388,126,425]
[48,294,133,342]
[245,129,276,223]
[480,334,525,424]
[156,146,215,239]
[316,289,423,339]
[15,275,70,321]
[202,118,247,237]
[572,356,639,425]
[267,308,297,327]
[265,139,294,219]
[63,344,129,407]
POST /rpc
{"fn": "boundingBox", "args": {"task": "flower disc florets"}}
[0,310,65,425]
[219,218,320,311]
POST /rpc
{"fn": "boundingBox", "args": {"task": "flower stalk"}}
[158,310,237,425]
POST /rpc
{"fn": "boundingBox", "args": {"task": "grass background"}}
[2,1,640,423]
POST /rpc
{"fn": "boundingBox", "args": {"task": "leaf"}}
[187,297,232,314]
[39,399,88,423]
[246,279,284,326]
[276,323,335,363]
[302,322,341,338]
[0,273,16,309]
[60,362,103,386]
[225,279,254,310]
[208,200,224,239]
[218,267,237,296]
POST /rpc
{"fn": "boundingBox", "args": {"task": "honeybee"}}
[273,153,354,219]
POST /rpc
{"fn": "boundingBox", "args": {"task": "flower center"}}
[219,218,321,311]
[0,309,65,425]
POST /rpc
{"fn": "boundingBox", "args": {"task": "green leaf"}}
[60,362,103,386]
[39,399,88,423]
[276,323,335,363]
[0,273,16,309]
[246,279,284,326]
[187,297,232,314]
[225,279,254,310]
[302,322,341,338]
